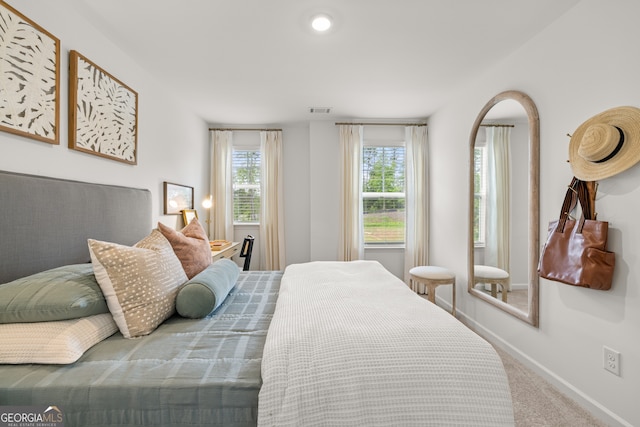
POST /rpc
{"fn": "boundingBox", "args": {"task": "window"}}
[474,145,487,247]
[232,149,261,223]
[362,145,405,245]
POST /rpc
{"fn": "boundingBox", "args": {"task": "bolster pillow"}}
[176,259,239,318]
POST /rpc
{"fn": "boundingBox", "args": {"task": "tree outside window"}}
[233,149,261,223]
[362,146,405,245]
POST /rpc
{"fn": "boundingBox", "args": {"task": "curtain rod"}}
[209,127,283,132]
[334,122,427,127]
[480,124,515,128]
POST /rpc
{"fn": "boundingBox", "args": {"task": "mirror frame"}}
[467,90,540,327]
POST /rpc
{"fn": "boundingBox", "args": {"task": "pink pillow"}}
[157,219,212,279]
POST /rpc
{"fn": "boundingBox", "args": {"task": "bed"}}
[0,271,281,426]
[0,170,514,426]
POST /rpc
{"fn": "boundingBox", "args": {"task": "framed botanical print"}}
[0,1,60,144]
[69,50,138,164]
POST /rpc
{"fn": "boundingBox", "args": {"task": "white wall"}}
[309,121,342,261]
[428,0,640,425]
[0,1,210,231]
[282,124,312,266]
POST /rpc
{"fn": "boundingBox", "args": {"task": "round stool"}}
[474,265,510,303]
[409,266,456,316]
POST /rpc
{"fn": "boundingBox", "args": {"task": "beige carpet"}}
[495,346,607,427]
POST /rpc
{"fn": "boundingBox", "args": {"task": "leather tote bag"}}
[538,178,615,290]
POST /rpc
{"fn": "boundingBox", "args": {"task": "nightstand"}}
[211,241,241,262]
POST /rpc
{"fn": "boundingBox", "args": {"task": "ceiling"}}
[73,0,580,125]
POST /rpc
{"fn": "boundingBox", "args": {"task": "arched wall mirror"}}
[468,90,539,327]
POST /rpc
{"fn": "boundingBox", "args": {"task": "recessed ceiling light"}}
[311,14,332,32]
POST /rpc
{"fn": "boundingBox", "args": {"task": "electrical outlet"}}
[603,346,620,376]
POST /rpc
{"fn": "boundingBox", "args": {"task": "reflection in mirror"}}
[468,91,539,327]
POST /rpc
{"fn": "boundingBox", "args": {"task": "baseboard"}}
[444,300,632,427]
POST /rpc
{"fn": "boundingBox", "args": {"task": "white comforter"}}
[258,261,514,426]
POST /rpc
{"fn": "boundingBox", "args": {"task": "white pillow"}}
[88,229,188,338]
[0,314,117,364]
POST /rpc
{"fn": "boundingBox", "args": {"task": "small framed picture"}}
[163,182,194,215]
[181,209,198,226]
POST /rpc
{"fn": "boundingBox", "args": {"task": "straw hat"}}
[569,106,640,181]
[569,107,640,181]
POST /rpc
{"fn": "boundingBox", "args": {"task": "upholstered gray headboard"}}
[0,170,152,283]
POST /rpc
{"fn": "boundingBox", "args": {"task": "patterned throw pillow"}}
[157,218,212,279]
[88,229,188,338]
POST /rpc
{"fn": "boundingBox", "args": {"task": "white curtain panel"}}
[485,126,511,282]
[260,130,286,270]
[210,130,234,241]
[404,126,429,284]
[339,125,364,261]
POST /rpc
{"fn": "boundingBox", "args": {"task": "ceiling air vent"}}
[309,107,332,114]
